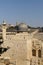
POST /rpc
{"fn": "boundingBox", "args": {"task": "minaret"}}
[2,20,7,41]
[0,20,7,55]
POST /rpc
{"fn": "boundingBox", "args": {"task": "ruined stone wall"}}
[0,22,43,65]
[1,33,32,65]
[1,32,43,65]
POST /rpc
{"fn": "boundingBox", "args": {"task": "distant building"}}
[0,21,43,65]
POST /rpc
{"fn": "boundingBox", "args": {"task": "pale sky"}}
[0,0,43,27]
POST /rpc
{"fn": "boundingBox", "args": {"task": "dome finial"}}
[3,19,6,25]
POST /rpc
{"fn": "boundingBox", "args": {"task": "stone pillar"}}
[36,50,38,57]
[36,49,38,65]
[41,43,43,58]
[27,39,32,65]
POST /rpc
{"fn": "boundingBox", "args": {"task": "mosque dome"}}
[18,23,28,31]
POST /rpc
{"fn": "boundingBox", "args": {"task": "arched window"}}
[38,49,41,57]
[32,49,36,56]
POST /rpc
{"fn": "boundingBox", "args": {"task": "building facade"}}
[0,21,43,65]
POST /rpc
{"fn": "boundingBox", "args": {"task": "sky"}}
[0,0,43,27]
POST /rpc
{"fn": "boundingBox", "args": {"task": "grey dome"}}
[18,23,28,31]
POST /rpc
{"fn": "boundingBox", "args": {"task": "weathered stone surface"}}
[0,22,43,65]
